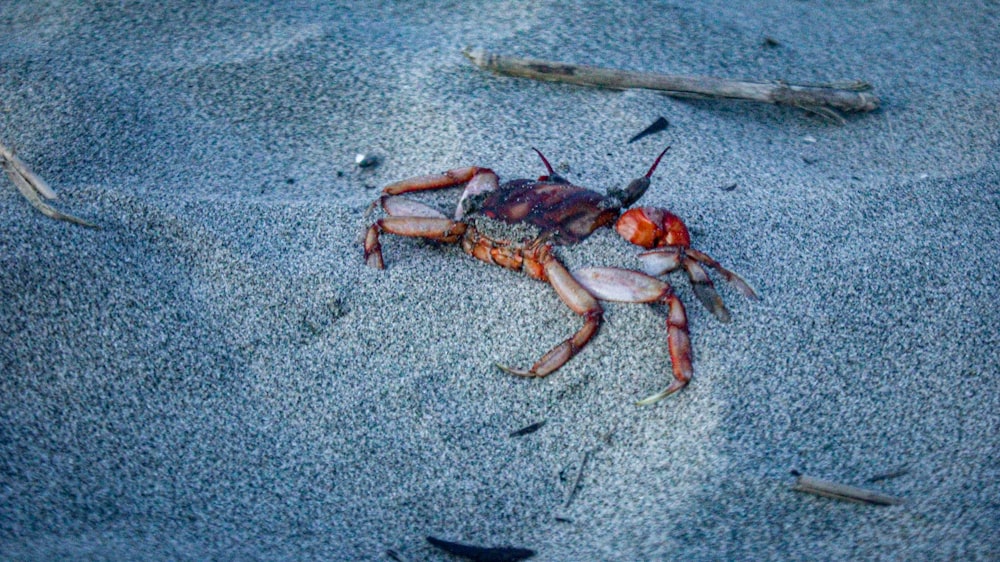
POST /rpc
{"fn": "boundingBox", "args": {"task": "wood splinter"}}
[563,450,590,508]
[791,470,905,506]
[463,47,879,122]
[426,536,535,562]
[1,141,98,228]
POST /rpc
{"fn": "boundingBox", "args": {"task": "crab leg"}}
[637,247,756,323]
[637,247,727,321]
[379,166,500,220]
[682,258,731,323]
[375,195,448,219]
[573,267,693,404]
[685,248,758,299]
[636,246,682,276]
[498,248,603,378]
[364,216,467,269]
[383,167,480,195]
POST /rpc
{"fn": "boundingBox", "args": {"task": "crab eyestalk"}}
[606,146,670,208]
[532,147,567,183]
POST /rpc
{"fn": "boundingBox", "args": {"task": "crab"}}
[363,147,756,404]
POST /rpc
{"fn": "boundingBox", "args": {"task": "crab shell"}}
[470,179,621,245]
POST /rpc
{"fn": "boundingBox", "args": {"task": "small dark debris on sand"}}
[426,536,535,561]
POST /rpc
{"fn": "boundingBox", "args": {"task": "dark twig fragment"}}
[426,536,535,562]
[628,116,669,143]
[866,467,910,483]
[463,47,879,119]
[790,470,904,505]
[509,420,546,437]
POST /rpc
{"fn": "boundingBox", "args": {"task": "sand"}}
[2,1,998,560]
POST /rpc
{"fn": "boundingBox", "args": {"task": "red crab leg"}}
[376,195,448,219]
[636,245,757,322]
[635,247,729,322]
[364,217,467,269]
[636,247,682,276]
[572,267,693,404]
[382,166,493,195]
[497,247,603,378]
[682,258,731,323]
[684,248,758,299]
[379,166,499,220]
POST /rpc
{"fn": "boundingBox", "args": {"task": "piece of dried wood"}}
[1,141,98,228]
[867,467,910,483]
[463,48,879,121]
[791,471,904,506]
[426,536,535,561]
[628,116,669,144]
[509,420,546,437]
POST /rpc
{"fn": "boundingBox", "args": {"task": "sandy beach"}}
[2,2,998,559]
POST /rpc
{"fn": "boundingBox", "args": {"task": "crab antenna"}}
[532,147,557,176]
[644,146,671,179]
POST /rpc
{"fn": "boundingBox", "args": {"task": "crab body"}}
[363,148,755,404]
[469,179,619,244]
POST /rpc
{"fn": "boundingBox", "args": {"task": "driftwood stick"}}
[0,142,57,200]
[791,471,904,506]
[1,141,98,228]
[463,47,879,118]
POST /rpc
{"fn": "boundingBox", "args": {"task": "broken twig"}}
[628,116,669,144]
[509,420,546,437]
[791,471,904,506]
[866,467,910,483]
[1,141,98,228]
[463,48,879,120]
[426,536,535,562]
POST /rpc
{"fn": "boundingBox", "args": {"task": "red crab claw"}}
[573,266,692,404]
[616,206,756,322]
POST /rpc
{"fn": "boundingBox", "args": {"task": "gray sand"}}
[2,2,998,560]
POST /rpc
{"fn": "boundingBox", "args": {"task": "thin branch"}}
[1,141,98,228]
[509,420,546,437]
[426,537,535,562]
[791,471,904,506]
[463,48,879,120]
